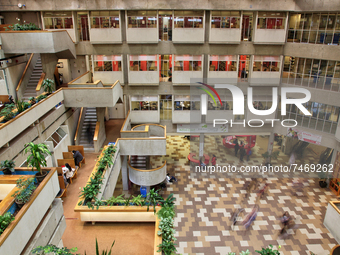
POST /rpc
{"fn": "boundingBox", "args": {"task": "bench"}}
[56,175,68,198]
[62,152,73,159]
[57,160,78,184]
[68,145,85,166]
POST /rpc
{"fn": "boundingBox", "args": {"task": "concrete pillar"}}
[122,156,129,191]
[267,132,275,163]
[40,53,58,90]
[199,133,204,158]
[85,55,91,72]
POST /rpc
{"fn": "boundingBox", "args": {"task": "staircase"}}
[79,107,97,152]
[22,56,43,101]
[130,156,147,170]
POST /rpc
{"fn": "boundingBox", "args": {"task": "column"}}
[267,132,275,164]
[85,55,91,72]
[121,156,129,190]
[199,133,204,158]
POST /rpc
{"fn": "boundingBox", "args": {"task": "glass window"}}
[93,55,122,72]
[43,12,73,30]
[258,12,286,29]
[131,96,158,111]
[211,11,240,29]
[253,56,280,72]
[129,55,157,71]
[174,11,204,28]
[127,10,156,28]
[174,95,191,110]
[174,55,202,71]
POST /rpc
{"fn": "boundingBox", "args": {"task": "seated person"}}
[62,163,75,182]
[72,150,84,168]
[166,173,177,183]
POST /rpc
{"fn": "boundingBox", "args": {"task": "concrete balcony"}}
[90,28,122,44]
[128,160,166,186]
[128,70,159,85]
[62,81,123,108]
[173,28,204,43]
[0,30,76,59]
[0,90,64,148]
[126,28,158,43]
[209,28,241,44]
[253,29,286,44]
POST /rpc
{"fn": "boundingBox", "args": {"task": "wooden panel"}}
[68,145,85,164]
[62,152,73,159]
[16,53,34,92]
[57,159,75,169]
[35,72,46,92]
[0,188,18,215]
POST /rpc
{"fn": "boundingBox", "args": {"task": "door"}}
[158,11,173,41]
[160,95,172,120]
[242,13,253,41]
[78,13,89,41]
[159,55,172,82]
[239,55,250,82]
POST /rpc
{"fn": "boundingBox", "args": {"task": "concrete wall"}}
[173,28,205,44]
[0,79,7,94]
[253,29,287,44]
[129,162,166,186]
[57,59,72,84]
[209,29,241,44]
[172,71,203,85]
[52,126,70,164]
[1,0,340,12]
[93,71,124,85]
[69,56,87,81]
[128,71,159,85]
[90,28,122,44]
[5,62,26,99]
[126,28,158,43]
[130,110,159,123]
[324,203,340,244]
[119,139,166,155]
[172,110,201,124]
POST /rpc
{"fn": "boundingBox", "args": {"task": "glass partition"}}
[174,11,204,28]
[131,96,158,110]
[93,55,122,72]
[127,11,157,28]
[129,55,157,71]
[253,56,280,72]
[90,11,119,28]
[174,55,202,71]
[44,11,73,29]
[257,12,286,29]
[209,55,237,71]
[211,11,241,28]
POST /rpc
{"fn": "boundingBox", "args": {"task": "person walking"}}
[246,148,252,161]
[234,139,239,157]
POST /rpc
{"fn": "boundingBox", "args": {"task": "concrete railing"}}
[62,80,123,108]
[74,107,86,145]
[128,160,167,186]
[0,168,59,255]
[68,71,91,85]
[0,89,64,148]
[16,53,39,99]
[0,30,76,59]
[324,201,340,244]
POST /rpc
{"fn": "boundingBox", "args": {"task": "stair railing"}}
[74,107,86,145]
[35,72,46,95]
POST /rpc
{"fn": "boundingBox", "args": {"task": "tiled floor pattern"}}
[155,136,338,255]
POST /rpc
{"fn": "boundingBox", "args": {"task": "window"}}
[131,96,158,111]
[94,55,122,72]
[208,96,233,110]
[253,56,280,72]
[47,127,67,147]
[282,100,340,134]
[211,11,240,29]
[44,12,73,29]
[174,55,202,71]
[283,56,340,92]
[174,96,191,110]
[174,11,204,28]
[90,11,120,28]
[287,12,340,45]
[127,11,157,28]
[257,12,286,29]
[129,55,157,71]
[209,55,237,71]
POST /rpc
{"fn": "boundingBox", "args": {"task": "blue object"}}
[108,142,115,146]
[140,186,147,198]
[7,203,17,215]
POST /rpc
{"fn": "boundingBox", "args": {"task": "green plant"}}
[157,240,177,255]
[12,177,36,204]
[0,159,15,173]
[29,96,36,104]
[0,212,15,236]
[6,23,41,31]
[36,94,48,102]
[146,188,162,213]
[131,194,144,206]
[256,244,281,255]
[84,238,115,255]
[157,205,175,219]
[78,171,103,208]
[227,253,236,255]
[0,103,15,122]
[32,245,78,255]
[24,142,51,175]
[41,78,54,94]
[15,98,26,113]
[158,217,176,241]
[240,250,250,255]
[261,150,280,163]
[106,194,125,206]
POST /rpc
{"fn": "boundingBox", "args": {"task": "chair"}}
[56,175,68,198]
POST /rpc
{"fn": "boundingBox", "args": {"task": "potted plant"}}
[28,96,36,105]
[36,94,47,102]
[41,78,54,95]
[261,150,280,167]
[0,212,15,236]
[0,103,15,122]
[12,177,36,209]
[24,142,51,183]
[0,159,15,175]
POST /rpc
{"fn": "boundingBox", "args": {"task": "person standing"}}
[247,148,252,161]
[211,154,216,166]
[240,145,246,162]
[234,139,239,157]
[72,150,84,168]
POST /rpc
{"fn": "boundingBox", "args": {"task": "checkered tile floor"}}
[156,136,338,255]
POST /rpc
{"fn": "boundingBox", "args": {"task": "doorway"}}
[239,55,250,82]
[159,55,172,82]
[242,13,253,41]
[160,95,172,120]
[159,11,172,41]
[77,13,89,41]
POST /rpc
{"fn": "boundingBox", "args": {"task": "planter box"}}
[0,169,59,255]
